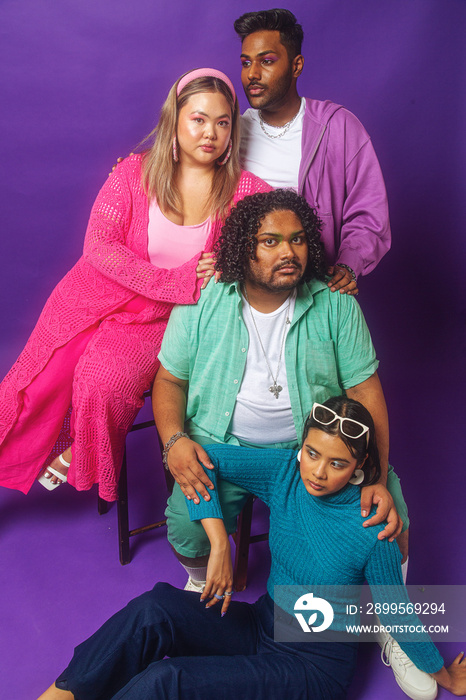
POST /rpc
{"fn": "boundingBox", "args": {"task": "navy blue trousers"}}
[56,583,357,700]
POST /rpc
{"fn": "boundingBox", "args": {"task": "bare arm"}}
[199,518,233,615]
[152,365,214,503]
[346,371,389,484]
[346,371,402,540]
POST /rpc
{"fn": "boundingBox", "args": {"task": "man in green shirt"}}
[153,189,407,588]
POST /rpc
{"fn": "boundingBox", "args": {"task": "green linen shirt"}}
[158,278,379,446]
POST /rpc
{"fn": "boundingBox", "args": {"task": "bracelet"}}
[162,431,189,470]
[336,263,356,281]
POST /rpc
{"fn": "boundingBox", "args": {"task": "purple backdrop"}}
[1,1,465,694]
[2,0,465,571]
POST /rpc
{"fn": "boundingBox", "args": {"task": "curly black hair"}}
[214,189,326,284]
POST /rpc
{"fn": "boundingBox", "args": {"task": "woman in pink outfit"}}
[0,68,270,502]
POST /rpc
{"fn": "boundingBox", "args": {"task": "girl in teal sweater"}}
[39,398,466,700]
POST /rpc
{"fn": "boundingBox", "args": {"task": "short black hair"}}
[302,396,381,486]
[234,8,303,59]
[214,189,326,284]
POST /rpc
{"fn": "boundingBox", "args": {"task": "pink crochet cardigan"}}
[0,154,271,494]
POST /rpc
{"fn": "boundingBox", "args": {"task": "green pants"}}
[165,440,409,558]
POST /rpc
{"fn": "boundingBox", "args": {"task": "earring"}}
[349,469,364,485]
[172,136,179,163]
[218,138,232,166]
[296,449,302,463]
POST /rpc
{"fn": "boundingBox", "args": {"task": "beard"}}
[244,67,294,111]
[246,260,304,293]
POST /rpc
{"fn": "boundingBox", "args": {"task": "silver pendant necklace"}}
[259,108,300,139]
[243,288,292,399]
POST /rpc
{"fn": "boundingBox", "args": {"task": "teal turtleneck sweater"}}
[186,444,443,674]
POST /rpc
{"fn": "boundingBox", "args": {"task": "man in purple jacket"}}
[235,9,391,296]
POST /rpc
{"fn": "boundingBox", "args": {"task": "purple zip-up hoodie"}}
[298,98,390,279]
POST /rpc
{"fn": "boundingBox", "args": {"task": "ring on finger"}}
[224,591,233,596]
[214,593,224,600]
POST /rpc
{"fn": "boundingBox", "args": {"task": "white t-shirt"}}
[239,97,306,190]
[230,291,297,444]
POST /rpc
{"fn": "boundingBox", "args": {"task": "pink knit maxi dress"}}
[0,155,271,501]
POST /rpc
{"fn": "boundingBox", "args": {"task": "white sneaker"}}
[376,627,437,700]
[184,577,206,593]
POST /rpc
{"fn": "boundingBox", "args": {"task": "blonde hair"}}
[141,74,241,222]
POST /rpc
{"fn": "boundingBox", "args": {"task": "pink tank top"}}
[147,201,211,268]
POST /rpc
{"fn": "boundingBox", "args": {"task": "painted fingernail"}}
[221,612,226,618]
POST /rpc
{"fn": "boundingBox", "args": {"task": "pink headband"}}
[176,68,236,102]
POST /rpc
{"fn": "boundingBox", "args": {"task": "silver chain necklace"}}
[259,108,300,139]
[243,288,292,398]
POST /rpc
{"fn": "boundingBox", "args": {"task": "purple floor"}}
[0,415,460,700]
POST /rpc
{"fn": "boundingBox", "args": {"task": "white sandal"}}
[38,453,70,491]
